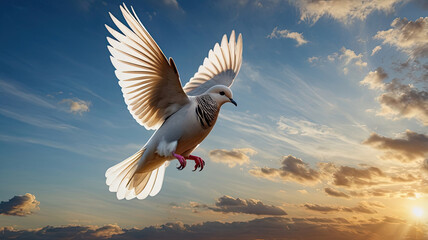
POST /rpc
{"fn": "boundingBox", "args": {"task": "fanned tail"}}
[105,148,167,200]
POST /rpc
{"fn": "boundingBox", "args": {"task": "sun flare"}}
[412,207,424,218]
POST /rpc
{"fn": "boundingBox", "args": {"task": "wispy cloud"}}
[302,201,380,214]
[294,0,407,24]
[162,0,185,12]
[79,86,114,106]
[0,80,56,109]
[0,108,77,131]
[324,187,351,199]
[163,0,179,8]
[220,110,372,167]
[209,148,256,167]
[267,27,308,46]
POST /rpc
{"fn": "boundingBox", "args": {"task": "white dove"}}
[105,4,243,200]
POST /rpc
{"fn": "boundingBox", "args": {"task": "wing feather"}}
[183,31,243,96]
[107,4,189,130]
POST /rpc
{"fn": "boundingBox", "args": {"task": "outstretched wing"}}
[106,4,189,130]
[183,31,243,96]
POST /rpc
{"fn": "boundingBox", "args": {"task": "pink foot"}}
[186,155,205,171]
[173,152,186,170]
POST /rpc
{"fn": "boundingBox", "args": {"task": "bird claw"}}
[187,155,205,172]
[173,153,205,171]
[173,152,186,170]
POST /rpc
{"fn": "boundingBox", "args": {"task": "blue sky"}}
[0,0,427,239]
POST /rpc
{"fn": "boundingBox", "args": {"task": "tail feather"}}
[106,148,144,185]
[108,157,139,192]
[105,147,168,200]
[150,163,166,196]
[133,171,151,195]
[136,169,157,199]
[116,163,140,200]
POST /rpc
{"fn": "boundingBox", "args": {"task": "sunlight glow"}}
[412,207,424,218]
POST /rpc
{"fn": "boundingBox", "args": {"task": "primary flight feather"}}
[105,4,243,200]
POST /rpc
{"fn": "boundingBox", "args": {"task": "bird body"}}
[136,93,220,173]
[105,4,242,200]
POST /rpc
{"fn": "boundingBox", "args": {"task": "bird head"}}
[205,85,237,107]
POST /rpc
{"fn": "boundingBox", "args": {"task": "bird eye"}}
[219,91,225,95]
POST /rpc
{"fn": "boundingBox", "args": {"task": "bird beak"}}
[229,98,237,106]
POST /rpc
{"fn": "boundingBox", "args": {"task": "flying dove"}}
[105,4,243,200]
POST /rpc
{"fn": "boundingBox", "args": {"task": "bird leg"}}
[186,155,205,171]
[173,152,186,170]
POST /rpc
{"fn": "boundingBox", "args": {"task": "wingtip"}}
[221,34,228,45]
[122,3,131,14]
[238,33,243,47]
[109,12,120,24]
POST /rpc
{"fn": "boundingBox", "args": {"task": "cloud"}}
[371,45,382,56]
[0,193,40,216]
[249,155,322,184]
[361,68,428,125]
[303,202,379,214]
[248,153,421,199]
[298,189,308,194]
[339,47,367,67]
[2,216,426,240]
[267,27,308,46]
[324,187,350,198]
[363,130,428,162]
[360,67,388,90]
[163,0,180,9]
[60,98,90,115]
[302,204,340,213]
[326,47,367,74]
[423,159,428,171]
[348,187,424,199]
[377,80,428,125]
[89,224,124,238]
[1,224,123,239]
[307,56,318,63]
[209,148,256,167]
[293,0,405,24]
[348,202,379,214]
[332,165,385,188]
[374,17,428,58]
[197,195,287,216]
